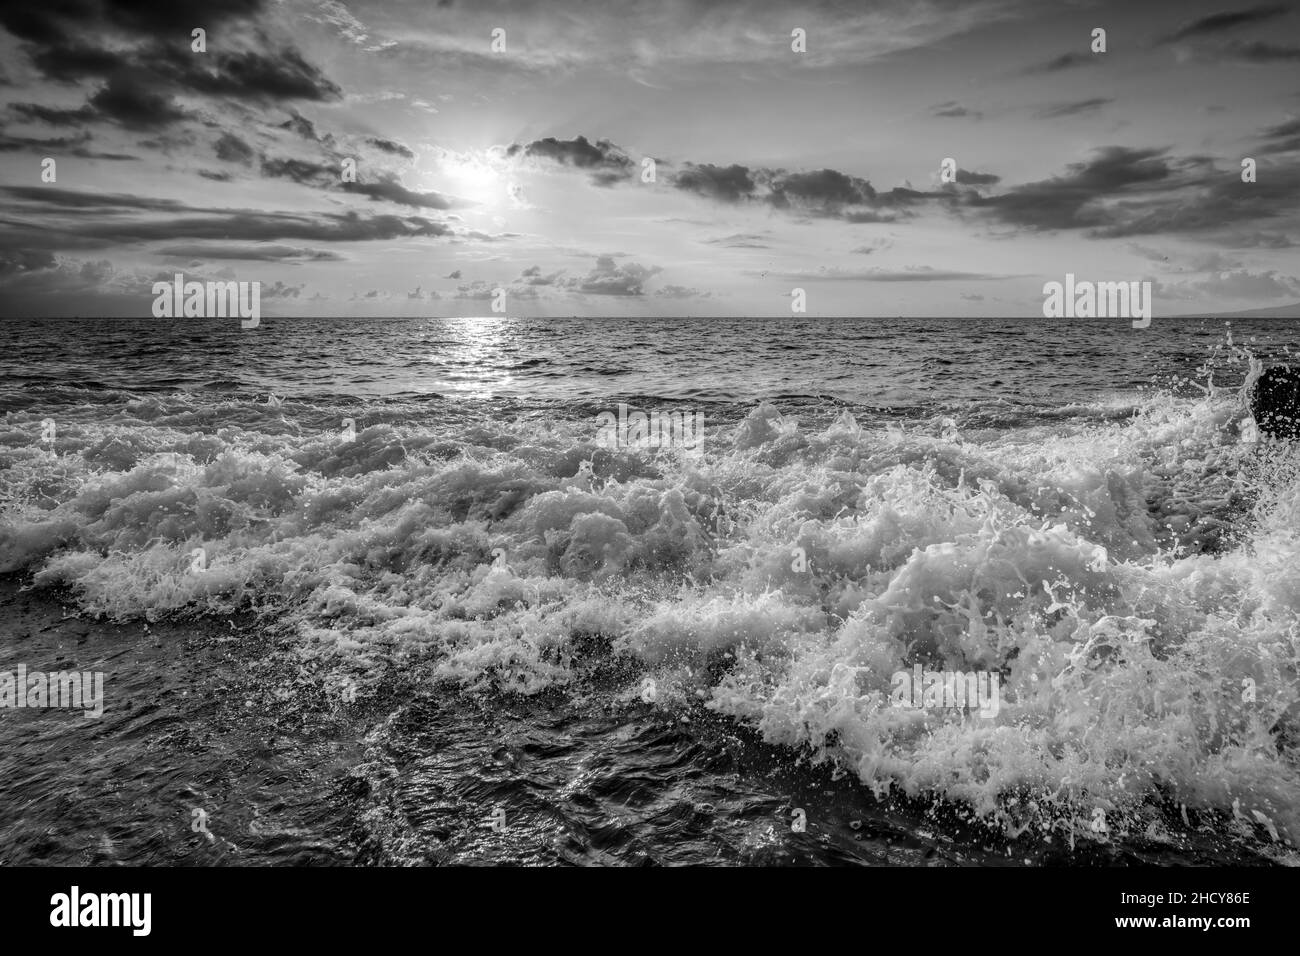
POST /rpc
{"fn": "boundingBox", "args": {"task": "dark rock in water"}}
[1250,366,1300,441]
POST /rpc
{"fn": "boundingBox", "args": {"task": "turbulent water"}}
[2,315,1299,865]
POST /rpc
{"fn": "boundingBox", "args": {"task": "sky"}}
[0,0,1298,318]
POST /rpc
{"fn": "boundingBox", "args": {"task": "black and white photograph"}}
[0,0,1297,930]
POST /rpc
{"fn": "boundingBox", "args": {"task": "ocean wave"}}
[2,388,1297,851]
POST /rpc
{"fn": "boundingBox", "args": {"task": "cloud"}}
[1023,52,1099,74]
[1259,115,1300,152]
[368,137,415,159]
[1035,97,1113,120]
[850,238,893,254]
[1221,230,1296,248]
[260,157,334,185]
[0,129,136,159]
[519,265,562,286]
[257,155,460,210]
[655,284,711,299]
[450,280,497,300]
[564,255,660,295]
[278,111,322,141]
[0,0,342,148]
[1226,41,1300,62]
[506,132,951,223]
[342,177,458,210]
[768,168,877,210]
[967,146,1173,232]
[703,233,771,248]
[262,280,304,298]
[1162,5,1291,43]
[156,243,344,261]
[0,187,460,249]
[954,168,1000,186]
[931,101,981,119]
[506,135,634,185]
[673,159,937,220]
[0,249,57,280]
[1190,268,1300,300]
[215,132,256,163]
[673,163,757,203]
[763,265,1012,281]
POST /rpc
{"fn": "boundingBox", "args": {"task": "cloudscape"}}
[4,0,1300,893]
[1,0,1298,317]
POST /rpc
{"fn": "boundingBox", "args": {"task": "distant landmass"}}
[1170,302,1300,319]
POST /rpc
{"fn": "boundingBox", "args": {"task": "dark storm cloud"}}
[1162,4,1291,43]
[506,135,635,185]
[1023,51,1099,74]
[1035,97,1113,120]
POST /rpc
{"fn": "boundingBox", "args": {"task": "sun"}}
[438,153,508,207]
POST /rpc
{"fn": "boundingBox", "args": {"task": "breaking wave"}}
[2,383,1298,853]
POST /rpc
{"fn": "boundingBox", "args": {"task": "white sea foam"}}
[2,390,1297,848]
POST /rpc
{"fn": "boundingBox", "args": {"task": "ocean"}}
[1,314,1298,865]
